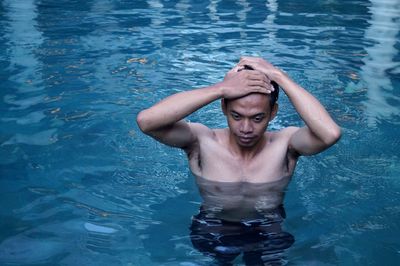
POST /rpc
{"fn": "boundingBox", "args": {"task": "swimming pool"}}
[0,0,399,265]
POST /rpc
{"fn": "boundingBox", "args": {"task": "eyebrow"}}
[230,111,266,118]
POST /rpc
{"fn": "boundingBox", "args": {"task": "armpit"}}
[285,127,302,158]
[186,147,202,176]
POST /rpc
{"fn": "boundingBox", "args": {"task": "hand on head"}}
[237,56,281,81]
[221,62,274,100]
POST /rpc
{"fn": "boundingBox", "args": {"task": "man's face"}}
[223,93,276,148]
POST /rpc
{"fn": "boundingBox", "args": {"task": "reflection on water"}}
[4,0,43,94]
[349,0,400,127]
[361,0,400,126]
[264,0,278,40]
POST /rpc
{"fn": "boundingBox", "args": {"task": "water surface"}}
[0,0,399,265]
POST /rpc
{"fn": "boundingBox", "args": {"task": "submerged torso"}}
[195,175,291,221]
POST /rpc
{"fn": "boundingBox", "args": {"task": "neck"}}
[228,133,267,161]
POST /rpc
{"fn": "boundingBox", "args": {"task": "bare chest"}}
[189,135,296,183]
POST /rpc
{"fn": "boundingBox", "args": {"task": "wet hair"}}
[239,65,279,108]
[224,65,279,110]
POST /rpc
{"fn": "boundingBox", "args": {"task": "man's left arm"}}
[278,71,341,155]
[239,57,342,155]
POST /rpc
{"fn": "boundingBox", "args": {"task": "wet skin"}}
[195,175,291,222]
[188,94,297,221]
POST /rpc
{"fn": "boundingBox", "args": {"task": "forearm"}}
[274,71,341,145]
[137,83,223,133]
[137,64,270,134]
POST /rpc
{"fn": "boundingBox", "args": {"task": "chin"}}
[237,139,258,148]
[239,143,255,148]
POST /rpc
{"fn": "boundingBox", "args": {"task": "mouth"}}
[238,136,255,144]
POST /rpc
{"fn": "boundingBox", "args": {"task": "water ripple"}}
[1,0,399,265]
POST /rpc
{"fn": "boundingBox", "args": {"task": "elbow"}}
[136,110,152,134]
[323,125,342,146]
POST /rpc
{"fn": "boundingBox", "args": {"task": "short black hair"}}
[236,64,279,108]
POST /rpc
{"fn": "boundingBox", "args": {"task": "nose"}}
[240,119,253,134]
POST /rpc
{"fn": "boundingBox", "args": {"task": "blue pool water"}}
[0,0,399,265]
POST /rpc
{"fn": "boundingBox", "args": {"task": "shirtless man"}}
[136,57,341,265]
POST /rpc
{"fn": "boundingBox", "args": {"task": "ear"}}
[269,103,278,121]
[221,99,227,115]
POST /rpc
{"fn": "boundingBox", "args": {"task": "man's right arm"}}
[136,85,222,150]
[136,67,271,150]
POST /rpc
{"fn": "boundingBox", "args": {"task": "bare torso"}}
[187,127,299,221]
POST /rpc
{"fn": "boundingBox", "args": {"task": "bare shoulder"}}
[267,126,302,158]
[268,126,300,141]
[188,122,216,139]
[184,122,216,154]
[185,123,220,176]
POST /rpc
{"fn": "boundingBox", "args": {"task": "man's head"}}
[221,66,279,148]
[222,65,279,110]
[241,64,279,108]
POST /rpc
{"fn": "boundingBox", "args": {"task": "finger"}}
[238,58,250,66]
[236,65,245,72]
[238,61,261,73]
[248,80,271,90]
[251,86,270,94]
[233,65,242,71]
[227,66,239,75]
[237,61,246,68]
[246,86,268,94]
[250,78,275,92]
[257,86,273,94]
[248,71,273,86]
[246,72,270,83]
[238,61,254,69]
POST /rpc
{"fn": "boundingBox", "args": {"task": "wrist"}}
[271,68,289,86]
[213,81,226,99]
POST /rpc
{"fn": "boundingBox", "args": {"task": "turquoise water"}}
[0,0,399,265]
